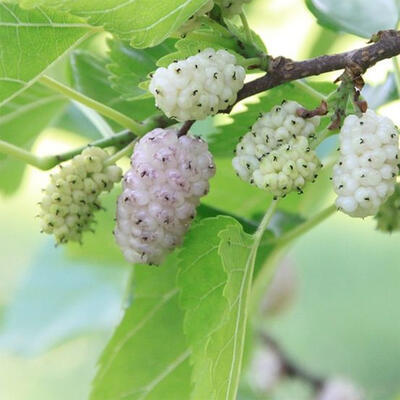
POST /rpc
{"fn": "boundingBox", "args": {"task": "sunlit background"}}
[1,0,400,399]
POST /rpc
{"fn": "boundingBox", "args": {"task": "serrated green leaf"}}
[177,216,235,399]
[207,220,261,400]
[0,243,128,355]
[157,28,245,67]
[90,253,192,400]
[107,38,176,101]
[18,0,211,48]
[177,216,276,400]
[0,83,66,194]
[197,203,258,233]
[306,0,399,38]
[224,19,267,54]
[0,2,93,107]
[69,49,157,121]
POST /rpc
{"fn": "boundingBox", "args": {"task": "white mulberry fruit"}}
[178,0,214,33]
[252,136,321,198]
[317,379,364,400]
[232,100,320,182]
[333,110,399,218]
[249,347,282,393]
[216,0,252,16]
[149,48,245,121]
[114,128,216,265]
[39,147,122,244]
[375,183,400,232]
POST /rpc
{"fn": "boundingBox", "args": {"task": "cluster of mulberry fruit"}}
[36,34,400,267]
[114,128,215,265]
[38,147,122,244]
[252,136,321,198]
[149,48,245,121]
[232,101,321,197]
[333,110,399,218]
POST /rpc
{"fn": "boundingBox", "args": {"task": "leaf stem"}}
[105,140,136,166]
[392,56,400,98]
[253,199,280,243]
[0,130,136,170]
[39,75,146,134]
[239,12,253,45]
[292,80,327,102]
[0,140,49,170]
[241,57,262,69]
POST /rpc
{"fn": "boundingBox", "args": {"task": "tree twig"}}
[236,30,400,103]
[178,120,195,137]
[261,333,324,390]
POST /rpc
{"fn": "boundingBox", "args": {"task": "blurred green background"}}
[1,0,400,399]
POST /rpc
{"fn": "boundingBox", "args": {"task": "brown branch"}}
[261,333,325,390]
[236,30,400,103]
[178,120,195,137]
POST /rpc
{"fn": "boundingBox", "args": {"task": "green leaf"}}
[0,2,93,107]
[177,216,276,400]
[156,27,246,67]
[90,253,192,400]
[69,49,158,122]
[177,216,235,399]
[18,0,211,48]
[224,19,267,54]
[197,203,258,233]
[51,102,107,140]
[363,73,397,110]
[207,220,260,400]
[107,37,176,101]
[0,83,66,194]
[306,0,399,38]
[0,243,129,355]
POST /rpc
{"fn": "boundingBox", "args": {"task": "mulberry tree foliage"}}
[1,0,400,399]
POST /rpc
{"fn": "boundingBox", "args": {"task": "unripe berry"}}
[249,347,282,393]
[317,379,364,400]
[38,147,122,244]
[232,100,320,182]
[114,128,216,265]
[333,110,399,218]
[253,136,321,198]
[149,48,245,121]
